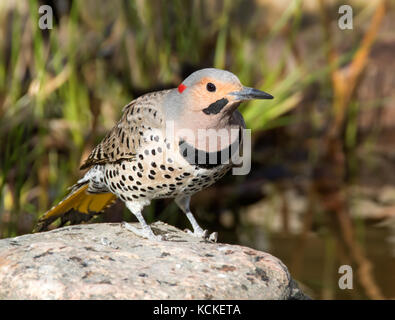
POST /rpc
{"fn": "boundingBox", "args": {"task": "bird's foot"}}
[185,227,218,242]
[122,222,164,241]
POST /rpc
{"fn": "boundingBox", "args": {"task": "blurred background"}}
[0,0,394,299]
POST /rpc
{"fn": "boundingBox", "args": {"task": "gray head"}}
[182,68,241,88]
[164,68,273,128]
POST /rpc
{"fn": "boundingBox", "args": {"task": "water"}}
[234,225,395,299]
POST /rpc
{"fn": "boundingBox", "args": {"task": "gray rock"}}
[0,222,309,300]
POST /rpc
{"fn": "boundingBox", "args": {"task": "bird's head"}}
[165,68,273,129]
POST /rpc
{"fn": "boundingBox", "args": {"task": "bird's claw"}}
[122,222,165,241]
[208,232,218,242]
[184,228,218,242]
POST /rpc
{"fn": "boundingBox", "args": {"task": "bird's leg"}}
[175,196,218,242]
[123,201,163,241]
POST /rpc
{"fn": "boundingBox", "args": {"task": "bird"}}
[34,68,273,241]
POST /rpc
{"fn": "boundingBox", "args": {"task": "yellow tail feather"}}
[34,184,117,232]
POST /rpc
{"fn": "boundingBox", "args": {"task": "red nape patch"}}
[178,83,187,93]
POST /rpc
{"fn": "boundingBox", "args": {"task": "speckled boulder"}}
[0,222,308,299]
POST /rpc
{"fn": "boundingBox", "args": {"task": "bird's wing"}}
[80,90,169,170]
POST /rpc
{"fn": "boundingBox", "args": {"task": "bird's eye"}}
[206,82,216,92]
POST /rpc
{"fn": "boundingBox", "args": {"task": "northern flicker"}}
[34,68,273,241]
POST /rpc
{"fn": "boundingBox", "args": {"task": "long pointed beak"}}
[229,86,273,101]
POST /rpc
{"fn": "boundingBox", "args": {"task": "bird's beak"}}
[228,86,273,101]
